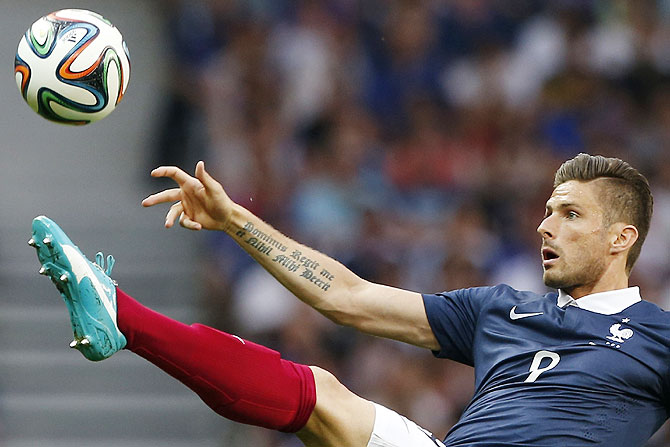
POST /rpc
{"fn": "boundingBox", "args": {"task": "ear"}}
[609,223,639,255]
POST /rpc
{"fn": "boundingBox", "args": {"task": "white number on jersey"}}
[524,350,560,383]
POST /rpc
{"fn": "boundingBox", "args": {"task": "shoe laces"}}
[95,252,115,277]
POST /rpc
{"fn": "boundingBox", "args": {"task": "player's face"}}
[537,180,610,293]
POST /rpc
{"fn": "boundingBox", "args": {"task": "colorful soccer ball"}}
[14,9,130,125]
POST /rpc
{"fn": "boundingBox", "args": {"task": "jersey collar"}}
[557,287,641,315]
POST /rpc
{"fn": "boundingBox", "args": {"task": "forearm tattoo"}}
[237,222,288,254]
[237,222,335,291]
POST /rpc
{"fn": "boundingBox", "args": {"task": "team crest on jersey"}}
[604,319,633,348]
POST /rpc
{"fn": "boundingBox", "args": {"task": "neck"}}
[564,267,629,299]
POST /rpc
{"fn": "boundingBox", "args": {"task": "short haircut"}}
[553,153,653,275]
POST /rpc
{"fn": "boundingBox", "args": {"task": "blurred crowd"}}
[151,0,670,445]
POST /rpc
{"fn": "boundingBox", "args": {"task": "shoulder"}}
[618,300,670,345]
[425,284,552,308]
[489,283,554,301]
[470,283,553,304]
[629,299,670,324]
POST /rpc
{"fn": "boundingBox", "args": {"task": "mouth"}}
[541,247,560,267]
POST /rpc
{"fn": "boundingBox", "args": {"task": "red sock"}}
[115,288,316,433]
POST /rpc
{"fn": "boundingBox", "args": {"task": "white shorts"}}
[366,403,446,447]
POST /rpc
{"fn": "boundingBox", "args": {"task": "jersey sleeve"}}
[422,286,494,365]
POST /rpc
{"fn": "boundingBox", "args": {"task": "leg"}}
[298,367,375,447]
[118,288,376,445]
[117,288,317,432]
[301,380,448,447]
[30,216,376,445]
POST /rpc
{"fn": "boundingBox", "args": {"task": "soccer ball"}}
[14,9,130,125]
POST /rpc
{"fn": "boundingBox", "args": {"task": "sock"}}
[115,288,317,433]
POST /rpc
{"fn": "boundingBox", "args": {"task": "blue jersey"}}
[423,285,670,446]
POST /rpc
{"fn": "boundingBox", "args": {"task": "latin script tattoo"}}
[237,222,335,291]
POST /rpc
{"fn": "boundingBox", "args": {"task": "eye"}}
[566,211,579,220]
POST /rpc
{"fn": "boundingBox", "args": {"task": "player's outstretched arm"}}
[142,162,440,351]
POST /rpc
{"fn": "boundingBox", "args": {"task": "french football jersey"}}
[423,285,670,446]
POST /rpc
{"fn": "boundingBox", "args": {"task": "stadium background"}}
[1,0,670,446]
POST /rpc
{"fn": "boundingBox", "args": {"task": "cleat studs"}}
[28,238,37,247]
[59,273,68,283]
[38,266,48,275]
[69,338,90,348]
[42,237,52,246]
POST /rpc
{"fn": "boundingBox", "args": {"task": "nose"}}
[537,216,554,239]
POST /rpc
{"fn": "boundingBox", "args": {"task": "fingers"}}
[180,213,203,231]
[194,160,220,191]
[162,201,203,231]
[147,163,209,232]
[141,188,181,207]
[150,166,194,185]
[164,201,184,228]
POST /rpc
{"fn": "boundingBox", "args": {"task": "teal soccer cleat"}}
[30,215,126,361]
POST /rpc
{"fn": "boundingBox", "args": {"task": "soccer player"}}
[31,153,667,446]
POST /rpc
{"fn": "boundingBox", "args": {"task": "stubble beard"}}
[542,255,607,292]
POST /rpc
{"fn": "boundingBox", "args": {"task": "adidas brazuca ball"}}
[14,9,130,125]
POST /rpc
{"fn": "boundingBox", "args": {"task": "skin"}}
[537,179,639,299]
[142,165,639,446]
[142,161,435,446]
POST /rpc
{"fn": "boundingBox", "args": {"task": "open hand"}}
[141,161,234,231]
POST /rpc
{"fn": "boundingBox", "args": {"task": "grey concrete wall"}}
[0,0,169,230]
